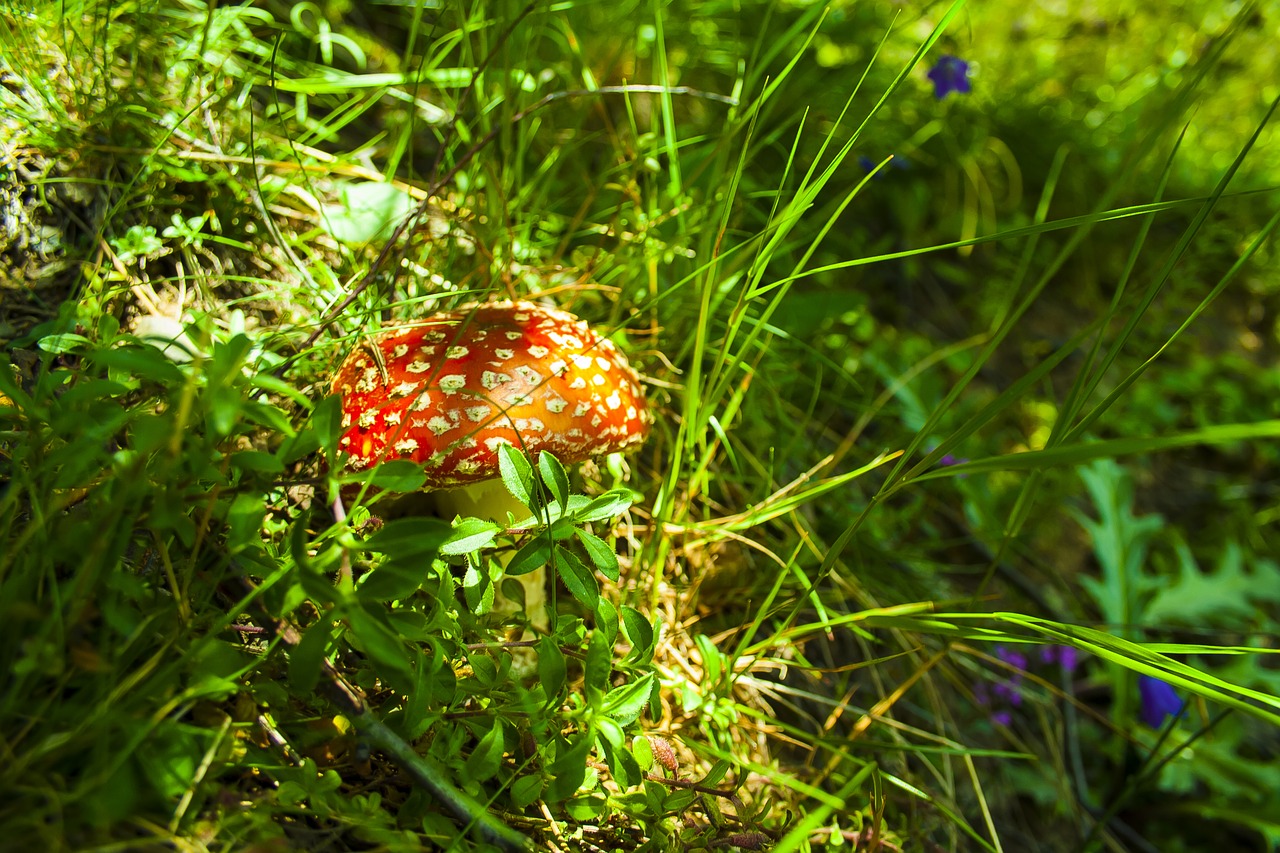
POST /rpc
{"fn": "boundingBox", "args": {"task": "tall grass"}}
[2,0,1278,849]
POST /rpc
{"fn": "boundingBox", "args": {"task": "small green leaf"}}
[463,717,505,783]
[555,545,599,609]
[547,734,592,802]
[38,332,92,354]
[595,597,618,647]
[621,606,656,662]
[507,534,552,576]
[538,452,570,511]
[463,557,494,615]
[510,774,544,809]
[499,444,537,509]
[346,605,414,691]
[576,529,620,582]
[573,489,634,523]
[440,518,501,555]
[367,460,427,492]
[312,395,343,461]
[603,673,656,725]
[230,449,285,474]
[361,518,452,560]
[289,612,337,693]
[538,635,566,698]
[357,560,428,602]
[323,181,415,245]
[584,629,611,703]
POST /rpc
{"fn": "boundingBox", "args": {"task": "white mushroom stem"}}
[427,478,548,634]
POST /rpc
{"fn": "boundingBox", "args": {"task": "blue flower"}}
[927,55,971,99]
[1138,676,1185,728]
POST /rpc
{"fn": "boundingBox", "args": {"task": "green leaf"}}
[360,518,452,560]
[462,558,495,615]
[463,717,505,783]
[573,489,633,523]
[538,635,566,697]
[1145,541,1280,627]
[595,597,618,647]
[323,181,415,245]
[346,605,414,691]
[229,449,285,474]
[554,545,599,609]
[621,606,655,662]
[440,518,501,555]
[547,734,592,802]
[499,444,537,510]
[603,673,655,725]
[506,535,552,577]
[510,774,544,809]
[538,452,570,511]
[312,394,343,461]
[289,611,337,693]
[38,332,92,354]
[576,528,620,582]
[357,559,429,602]
[367,459,428,492]
[584,630,611,704]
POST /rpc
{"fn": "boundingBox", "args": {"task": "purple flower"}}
[1138,676,1185,728]
[927,55,972,99]
[1040,645,1081,673]
[996,646,1028,671]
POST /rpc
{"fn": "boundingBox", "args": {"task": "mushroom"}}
[331,300,651,630]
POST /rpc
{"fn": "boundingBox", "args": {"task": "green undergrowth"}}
[2,0,1280,850]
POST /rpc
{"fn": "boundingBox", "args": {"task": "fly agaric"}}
[331,300,651,628]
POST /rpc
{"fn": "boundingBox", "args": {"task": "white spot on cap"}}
[409,392,433,412]
[358,411,377,428]
[495,348,515,360]
[393,344,409,357]
[484,436,513,452]
[406,360,431,374]
[569,376,587,390]
[440,374,466,393]
[505,331,522,341]
[573,402,591,417]
[605,390,621,409]
[545,394,568,413]
[592,373,606,386]
[481,371,511,389]
[548,359,567,375]
[386,411,402,425]
[514,365,542,385]
[573,355,593,370]
[528,344,549,359]
[596,357,612,371]
[394,438,418,454]
[341,413,352,428]
[427,417,453,435]
[446,346,469,359]
[465,405,492,423]
[392,381,419,397]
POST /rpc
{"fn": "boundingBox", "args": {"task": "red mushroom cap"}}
[331,301,651,487]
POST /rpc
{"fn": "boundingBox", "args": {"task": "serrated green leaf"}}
[573,489,634,523]
[507,535,552,576]
[595,597,618,647]
[463,558,494,615]
[621,606,655,661]
[360,518,452,559]
[539,452,570,511]
[463,717,505,783]
[603,673,655,725]
[555,545,599,609]
[576,529,619,582]
[440,518,501,555]
[499,444,536,509]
